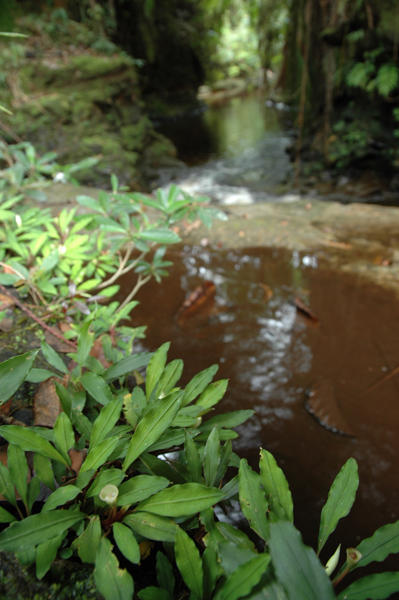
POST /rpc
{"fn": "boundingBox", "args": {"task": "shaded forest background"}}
[1,0,399,187]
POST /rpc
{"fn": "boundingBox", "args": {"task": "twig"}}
[116,274,151,313]
[0,283,77,350]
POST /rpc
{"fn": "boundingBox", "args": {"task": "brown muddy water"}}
[127,245,399,564]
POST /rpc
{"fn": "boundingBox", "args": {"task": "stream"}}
[137,92,399,569]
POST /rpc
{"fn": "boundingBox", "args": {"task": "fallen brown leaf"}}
[305,380,354,437]
[33,378,61,427]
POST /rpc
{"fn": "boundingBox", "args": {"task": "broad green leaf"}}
[239,459,269,541]
[124,512,177,542]
[7,444,28,507]
[42,485,80,512]
[214,554,270,600]
[73,322,94,366]
[146,342,170,400]
[200,410,254,432]
[123,392,182,470]
[156,551,175,596]
[0,425,68,465]
[318,458,359,553]
[138,587,170,600]
[104,351,152,381]
[76,516,101,563]
[36,533,64,579]
[86,468,124,498]
[0,505,16,523]
[259,448,293,523]
[94,537,134,600]
[175,526,203,599]
[203,427,220,486]
[41,342,68,374]
[185,432,202,482]
[80,436,119,473]
[203,545,222,600]
[196,380,229,410]
[0,508,84,551]
[113,522,140,564]
[355,520,399,569]
[0,351,38,404]
[137,483,224,517]
[157,359,183,398]
[182,364,219,406]
[81,372,113,406]
[117,474,169,506]
[137,228,180,244]
[216,522,256,551]
[25,368,57,383]
[90,396,123,447]
[0,463,16,506]
[53,413,74,463]
[337,572,399,600]
[269,521,335,600]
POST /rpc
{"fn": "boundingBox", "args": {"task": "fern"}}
[376,64,399,97]
[346,62,374,89]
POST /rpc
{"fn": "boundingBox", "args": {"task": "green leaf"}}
[25,368,57,383]
[73,322,94,366]
[80,436,120,473]
[81,372,113,406]
[157,359,183,398]
[0,463,16,506]
[123,392,182,470]
[156,551,175,596]
[104,351,152,381]
[203,427,220,486]
[86,468,124,498]
[42,485,81,512]
[53,413,74,463]
[214,554,271,600]
[185,432,202,482]
[0,508,84,551]
[0,425,68,465]
[138,588,170,600]
[196,380,229,410]
[7,444,28,507]
[269,521,335,600]
[0,351,38,404]
[0,505,16,523]
[137,483,224,517]
[175,527,203,599]
[117,474,169,506]
[200,410,254,432]
[90,396,123,447]
[76,516,101,563]
[94,538,134,600]
[355,520,399,569]
[337,572,399,600]
[146,342,170,400]
[113,522,140,564]
[124,512,177,542]
[218,541,258,576]
[318,458,359,554]
[239,459,269,541]
[259,448,293,524]
[137,228,180,245]
[36,533,64,579]
[182,364,219,406]
[40,342,68,374]
[203,545,221,600]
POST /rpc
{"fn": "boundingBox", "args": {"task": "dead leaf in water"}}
[294,297,319,323]
[33,379,61,427]
[305,380,354,436]
[259,283,273,302]
[177,280,216,323]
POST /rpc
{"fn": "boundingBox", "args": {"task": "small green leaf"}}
[40,342,68,374]
[53,413,74,464]
[156,551,175,596]
[94,537,134,600]
[355,520,399,569]
[86,468,124,498]
[269,521,335,600]
[137,483,224,517]
[196,380,229,410]
[214,554,270,600]
[318,458,359,554]
[113,522,140,564]
[0,425,68,466]
[117,474,169,506]
[32,455,55,491]
[7,445,28,507]
[36,533,64,579]
[42,485,80,512]
[259,448,293,523]
[138,587,170,600]
[104,352,152,381]
[203,427,220,486]
[80,436,120,473]
[0,463,16,506]
[0,351,38,404]
[239,459,269,541]
[157,359,183,398]
[81,372,113,406]
[124,512,177,542]
[76,516,101,563]
[0,508,84,551]
[0,505,16,523]
[338,572,399,599]
[137,228,180,245]
[90,396,123,447]
[73,322,94,366]
[185,432,202,482]
[182,364,219,406]
[146,342,170,400]
[175,527,203,599]
[123,392,182,470]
